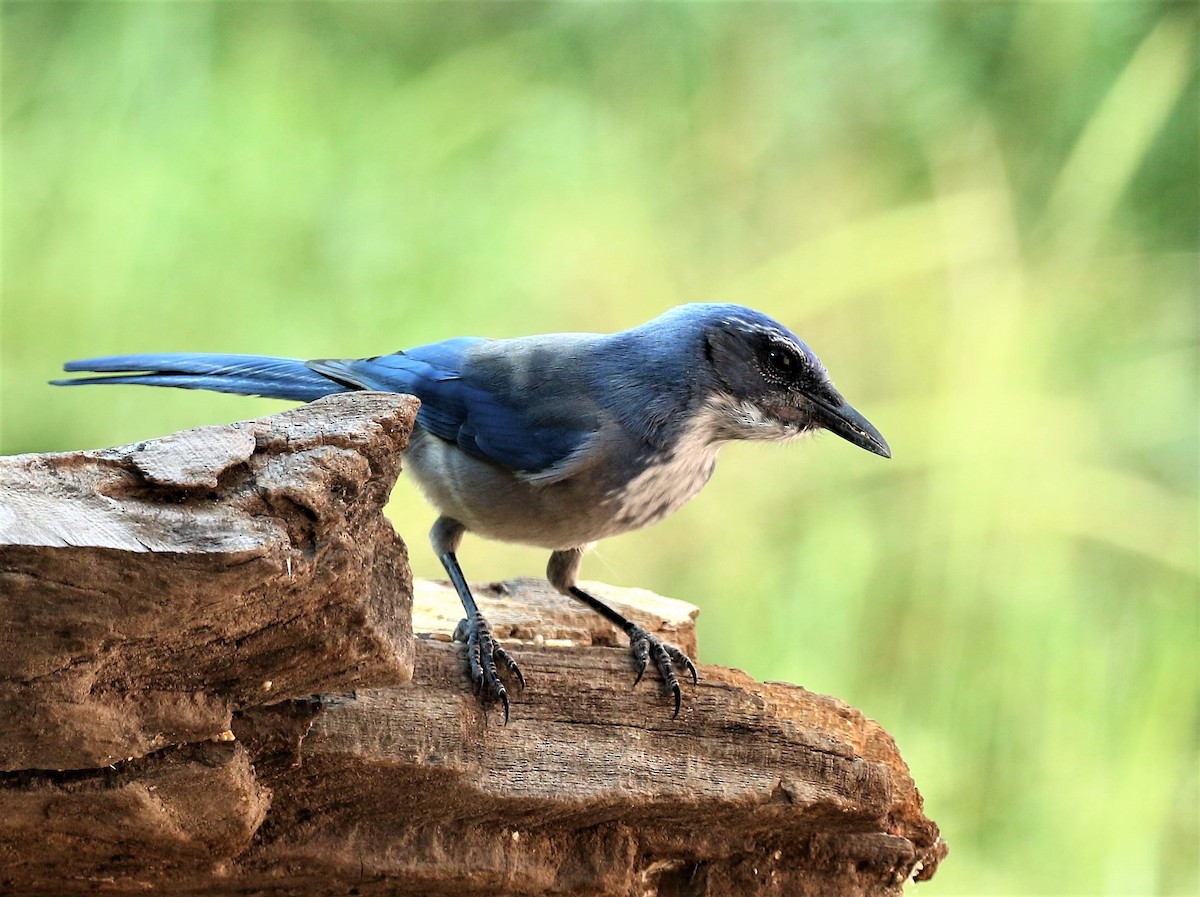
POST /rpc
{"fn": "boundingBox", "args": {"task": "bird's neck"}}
[597,329,711,451]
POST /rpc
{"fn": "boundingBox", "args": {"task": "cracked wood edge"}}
[0,393,418,771]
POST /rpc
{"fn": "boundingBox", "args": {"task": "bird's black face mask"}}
[703,324,890,458]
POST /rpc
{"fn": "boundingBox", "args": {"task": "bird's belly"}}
[404,428,718,550]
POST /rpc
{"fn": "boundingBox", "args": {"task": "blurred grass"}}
[2,3,1197,894]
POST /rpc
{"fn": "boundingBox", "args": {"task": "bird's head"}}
[689,305,891,458]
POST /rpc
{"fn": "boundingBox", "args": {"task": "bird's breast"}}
[600,430,721,534]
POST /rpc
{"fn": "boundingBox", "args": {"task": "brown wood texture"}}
[0,394,946,895]
[0,393,417,771]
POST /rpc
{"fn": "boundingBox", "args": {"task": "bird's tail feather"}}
[53,353,345,402]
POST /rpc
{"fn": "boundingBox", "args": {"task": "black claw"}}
[669,646,699,685]
[631,636,650,686]
[497,686,510,725]
[456,614,524,724]
[494,644,526,690]
[625,624,697,716]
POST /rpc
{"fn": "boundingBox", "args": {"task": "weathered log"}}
[238,586,945,896]
[0,394,946,895]
[0,394,417,771]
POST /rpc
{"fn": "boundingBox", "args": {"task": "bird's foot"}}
[625,623,699,718]
[454,612,525,724]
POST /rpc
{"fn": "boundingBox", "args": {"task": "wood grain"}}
[0,393,945,895]
[0,393,417,771]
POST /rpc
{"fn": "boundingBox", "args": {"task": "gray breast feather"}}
[602,423,721,531]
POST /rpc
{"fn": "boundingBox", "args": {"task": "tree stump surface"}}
[0,393,946,895]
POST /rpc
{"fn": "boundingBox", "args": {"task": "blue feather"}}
[308,338,587,472]
[58,341,590,473]
[55,353,345,402]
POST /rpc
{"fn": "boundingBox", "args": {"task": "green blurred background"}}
[2,2,1196,894]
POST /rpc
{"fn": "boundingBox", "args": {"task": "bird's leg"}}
[547,548,698,718]
[432,517,524,723]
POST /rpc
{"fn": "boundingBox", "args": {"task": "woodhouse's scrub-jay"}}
[56,304,890,721]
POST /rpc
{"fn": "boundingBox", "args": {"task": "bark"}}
[0,393,946,895]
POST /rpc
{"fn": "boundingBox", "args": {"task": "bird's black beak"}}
[808,393,891,458]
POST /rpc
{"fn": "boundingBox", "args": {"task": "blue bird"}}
[55,303,890,720]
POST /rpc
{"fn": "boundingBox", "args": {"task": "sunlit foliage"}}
[2,3,1196,894]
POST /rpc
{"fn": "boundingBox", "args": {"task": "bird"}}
[54,303,890,721]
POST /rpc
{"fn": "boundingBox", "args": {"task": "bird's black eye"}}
[764,345,799,376]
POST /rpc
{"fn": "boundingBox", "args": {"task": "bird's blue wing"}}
[308,338,590,473]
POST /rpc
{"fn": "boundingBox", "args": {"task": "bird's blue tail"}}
[53,353,347,402]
